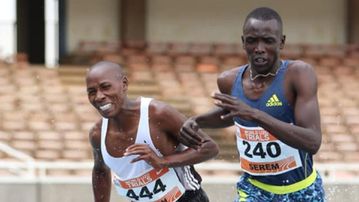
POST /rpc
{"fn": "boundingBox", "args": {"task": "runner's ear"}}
[122,76,128,92]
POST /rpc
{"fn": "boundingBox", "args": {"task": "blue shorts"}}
[235,172,325,202]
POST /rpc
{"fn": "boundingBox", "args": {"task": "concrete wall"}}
[147,0,347,44]
[0,182,358,202]
[66,0,120,52]
[65,0,346,52]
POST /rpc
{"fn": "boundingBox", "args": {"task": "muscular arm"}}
[194,69,239,128]
[89,123,112,202]
[161,130,219,168]
[178,69,239,148]
[126,101,219,168]
[255,62,321,154]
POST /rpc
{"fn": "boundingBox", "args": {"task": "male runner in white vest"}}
[86,61,219,202]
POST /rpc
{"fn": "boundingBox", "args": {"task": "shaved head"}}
[244,7,283,34]
[87,61,125,81]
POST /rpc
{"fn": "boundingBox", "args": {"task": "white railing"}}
[1,142,359,184]
[0,141,36,178]
[0,141,34,161]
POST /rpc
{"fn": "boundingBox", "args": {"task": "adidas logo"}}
[266,94,283,107]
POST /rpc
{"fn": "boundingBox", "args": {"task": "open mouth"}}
[99,103,112,111]
[254,57,267,64]
[254,57,267,66]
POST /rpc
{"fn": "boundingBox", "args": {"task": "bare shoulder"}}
[218,66,242,83]
[217,66,242,94]
[287,60,316,75]
[148,99,186,136]
[287,60,318,93]
[149,99,185,121]
[89,119,103,149]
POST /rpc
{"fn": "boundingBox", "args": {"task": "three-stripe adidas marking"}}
[266,94,282,107]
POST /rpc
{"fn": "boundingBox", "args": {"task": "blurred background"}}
[0,0,358,201]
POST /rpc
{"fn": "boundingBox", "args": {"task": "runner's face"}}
[242,18,285,74]
[86,68,128,118]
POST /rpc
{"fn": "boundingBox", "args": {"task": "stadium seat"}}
[1,42,359,173]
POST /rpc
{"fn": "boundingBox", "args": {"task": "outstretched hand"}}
[212,92,254,121]
[179,118,203,150]
[124,144,164,169]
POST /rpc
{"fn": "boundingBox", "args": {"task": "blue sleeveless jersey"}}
[231,60,314,186]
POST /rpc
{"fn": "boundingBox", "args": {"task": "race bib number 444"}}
[235,123,302,176]
[113,167,185,202]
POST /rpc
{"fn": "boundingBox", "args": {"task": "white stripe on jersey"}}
[184,166,200,190]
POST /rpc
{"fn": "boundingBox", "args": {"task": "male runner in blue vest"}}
[180,7,325,201]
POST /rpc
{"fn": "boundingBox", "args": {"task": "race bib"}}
[235,123,302,176]
[113,167,185,202]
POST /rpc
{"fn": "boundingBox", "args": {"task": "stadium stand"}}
[1,42,359,196]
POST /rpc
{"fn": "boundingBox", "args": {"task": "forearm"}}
[194,107,233,128]
[92,168,112,202]
[253,109,321,154]
[161,139,219,168]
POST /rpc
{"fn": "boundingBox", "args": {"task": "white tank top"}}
[100,97,200,201]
